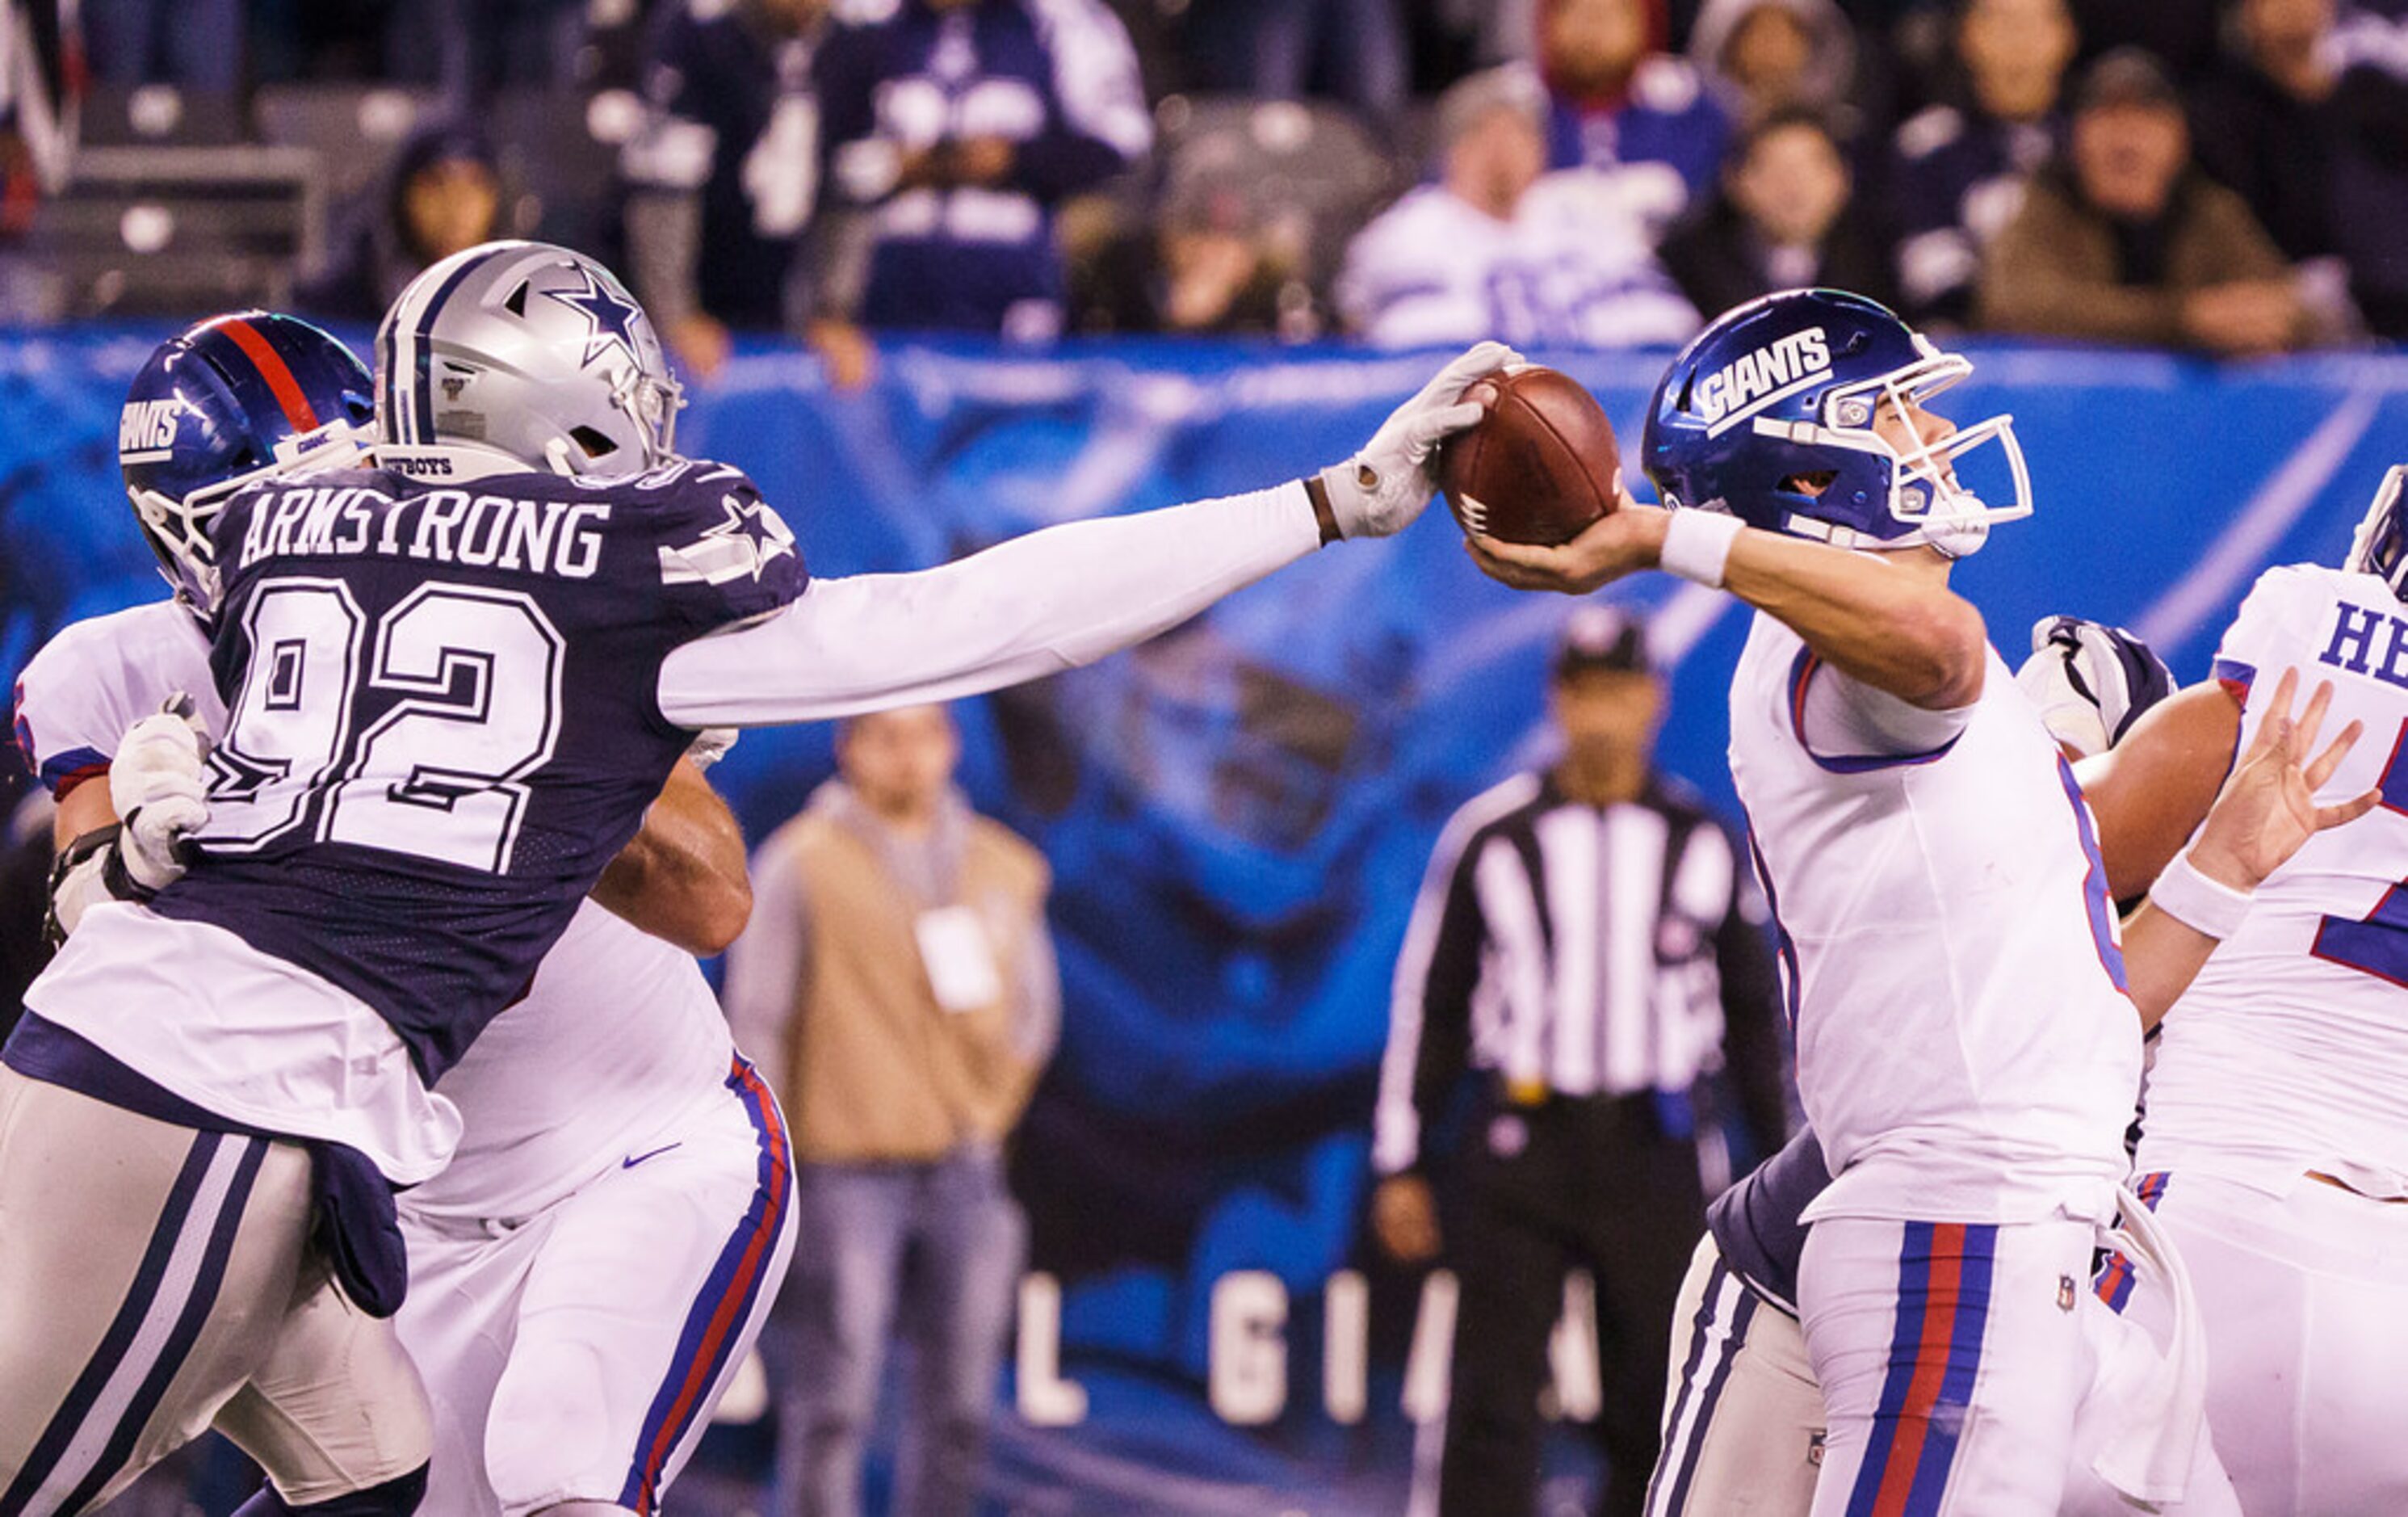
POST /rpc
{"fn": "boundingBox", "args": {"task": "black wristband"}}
[1303,473,1341,545]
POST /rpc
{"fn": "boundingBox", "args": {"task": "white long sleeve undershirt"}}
[657,481,1322,727]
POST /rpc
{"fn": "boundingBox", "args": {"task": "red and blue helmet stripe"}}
[118,311,372,613]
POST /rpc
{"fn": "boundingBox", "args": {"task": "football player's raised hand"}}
[1319,341,1520,540]
[2188,668,2379,893]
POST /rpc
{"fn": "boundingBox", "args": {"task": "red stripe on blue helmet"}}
[214,317,322,435]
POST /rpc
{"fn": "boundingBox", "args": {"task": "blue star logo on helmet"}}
[547,266,645,372]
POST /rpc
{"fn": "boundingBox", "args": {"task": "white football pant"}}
[0,1067,430,1515]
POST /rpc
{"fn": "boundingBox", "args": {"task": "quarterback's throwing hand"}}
[1319,341,1520,539]
[1466,476,1656,595]
[2188,668,2379,893]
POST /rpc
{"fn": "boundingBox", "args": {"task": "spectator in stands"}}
[1181,0,1411,124]
[0,0,77,321]
[1978,48,2335,353]
[1659,105,1896,315]
[83,0,239,95]
[298,120,504,323]
[1685,0,1860,127]
[1072,131,1309,337]
[815,0,1152,342]
[727,704,1057,1517]
[1536,0,1731,243]
[386,0,589,104]
[2200,0,2408,341]
[2192,0,2351,271]
[1337,65,1699,347]
[2330,1,2408,336]
[2067,0,2224,85]
[621,0,837,382]
[1888,0,2078,326]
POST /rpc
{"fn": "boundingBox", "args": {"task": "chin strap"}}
[1923,515,1991,560]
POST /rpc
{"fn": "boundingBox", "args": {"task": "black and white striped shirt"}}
[1374,770,1788,1177]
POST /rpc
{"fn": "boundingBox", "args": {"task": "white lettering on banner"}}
[1015,1272,1089,1427]
[1324,1270,1368,1426]
[1543,1271,1602,1422]
[1008,1267,1609,1429]
[1210,1272,1289,1425]
[1696,326,1832,428]
[1402,1270,1458,1426]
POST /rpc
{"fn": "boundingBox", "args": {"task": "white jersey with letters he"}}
[13,597,795,1515]
[1728,613,2138,1226]
[2137,562,2408,1197]
[2114,561,2408,1517]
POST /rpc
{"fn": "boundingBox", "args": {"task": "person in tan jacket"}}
[1977,46,2346,355]
[724,703,1056,1517]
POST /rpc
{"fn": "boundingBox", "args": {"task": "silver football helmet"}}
[374,240,684,477]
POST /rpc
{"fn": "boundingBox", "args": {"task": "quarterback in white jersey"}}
[2079,464,2408,1516]
[1472,290,2372,1517]
[15,595,793,1517]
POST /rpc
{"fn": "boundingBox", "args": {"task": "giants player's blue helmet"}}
[1641,288,2032,555]
[120,311,374,616]
[2344,465,2408,598]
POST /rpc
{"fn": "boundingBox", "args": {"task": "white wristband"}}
[1659,509,1743,588]
[2149,849,2254,940]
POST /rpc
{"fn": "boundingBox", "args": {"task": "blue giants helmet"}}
[2345,465,2408,598]
[1640,289,2031,555]
[120,311,374,616]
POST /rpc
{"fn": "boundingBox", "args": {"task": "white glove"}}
[2014,616,2175,760]
[1318,341,1520,539]
[110,701,211,893]
[685,726,739,771]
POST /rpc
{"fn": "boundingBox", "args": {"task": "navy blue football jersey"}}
[1704,1124,1828,1312]
[145,456,804,1080]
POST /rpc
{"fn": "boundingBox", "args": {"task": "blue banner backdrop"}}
[6,331,2408,1506]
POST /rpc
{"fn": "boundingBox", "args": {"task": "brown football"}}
[1439,365,1621,546]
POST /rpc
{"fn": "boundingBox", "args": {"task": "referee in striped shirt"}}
[1371,605,1789,1517]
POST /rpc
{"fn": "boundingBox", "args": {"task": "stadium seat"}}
[35,146,321,317]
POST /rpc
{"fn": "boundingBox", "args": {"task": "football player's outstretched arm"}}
[1470,502,1989,710]
[2076,682,2246,901]
[589,757,752,956]
[2116,669,2377,1026]
[654,344,1514,728]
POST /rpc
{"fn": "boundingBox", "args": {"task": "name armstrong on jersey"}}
[234,478,614,581]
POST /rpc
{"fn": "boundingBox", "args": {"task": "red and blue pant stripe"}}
[1845,1221,1998,1517]
[2093,1171,2171,1314]
[615,1058,793,1515]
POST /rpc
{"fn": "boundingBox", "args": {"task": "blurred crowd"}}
[2,0,2406,376]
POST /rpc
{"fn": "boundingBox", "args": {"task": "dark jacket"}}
[1976,162,2294,348]
[1658,190,1897,320]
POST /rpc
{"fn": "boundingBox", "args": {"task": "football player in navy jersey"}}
[0,239,1511,1514]
[16,311,793,1517]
